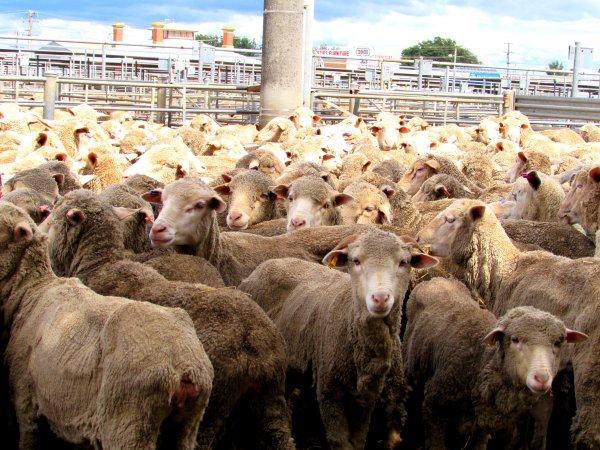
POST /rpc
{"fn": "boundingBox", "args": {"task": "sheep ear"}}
[221,173,233,183]
[272,184,289,200]
[525,171,541,190]
[376,204,392,224]
[14,221,33,242]
[248,159,260,170]
[39,205,52,221]
[566,329,588,343]
[111,206,141,221]
[176,162,189,178]
[469,205,486,222]
[400,126,411,134]
[142,189,163,205]
[66,208,86,225]
[208,196,227,213]
[333,193,354,207]
[213,185,231,196]
[425,159,441,171]
[381,185,395,198]
[362,161,371,172]
[370,125,381,134]
[52,173,65,187]
[435,184,451,197]
[55,153,68,162]
[517,152,527,163]
[88,152,98,167]
[322,249,349,268]
[484,327,505,346]
[589,167,600,183]
[410,253,438,269]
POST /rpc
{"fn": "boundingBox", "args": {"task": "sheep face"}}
[476,118,501,144]
[214,171,277,231]
[484,306,587,394]
[339,182,392,225]
[0,201,35,280]
[324,231,437,318]
[147,179,226,247]
[370,121,407,151]
[274,176,352,232]
[404,159,440,196]
[505,152,528,183]
[416,199,486,259]
[558,167,600,235]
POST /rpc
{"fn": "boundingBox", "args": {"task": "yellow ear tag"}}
[327,255,338,269]
[223,182,229,187]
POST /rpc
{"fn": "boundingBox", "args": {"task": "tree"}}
[547,60,564,75]
[401,37,481,64]
[195,33,260,50]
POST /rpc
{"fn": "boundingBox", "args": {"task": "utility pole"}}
[27,10,35,50]
[571,41,581,98]
[452,47,457,92]
[505,42,512,89]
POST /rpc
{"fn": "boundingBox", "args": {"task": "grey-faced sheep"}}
[0,201,213,450]
[416,198,600,448]
[403,277,587,450]
[41,189,295,450]
[235,147,286,180]
[239,229,438,449]
[272,175,353,232]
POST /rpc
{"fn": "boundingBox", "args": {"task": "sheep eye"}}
[445,216,455,223]
[266,163,274,169]
[510,336,520,344]
[399,259,409,267]
[194,201,206,210]
[288,195,293,202]
[322,203,330,210]
[365,206,375,212]
[351,257,360,266]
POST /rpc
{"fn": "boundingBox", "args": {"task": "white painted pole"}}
[302,0,314,107]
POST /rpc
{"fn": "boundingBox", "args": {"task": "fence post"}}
[156,76,167,124]
[43,73,58,120]
[502,90,515,114]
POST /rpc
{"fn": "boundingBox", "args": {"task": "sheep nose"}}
[291,218,306,229]
[228,211,243,222]
[151,223,167,234]
[534,372,550,385]
[371,293,390,307]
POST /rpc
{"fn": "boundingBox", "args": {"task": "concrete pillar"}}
[302,0,314,107]
[152,22,165,45]
[259,0,304,128]
[222,26,235,48]
[571,41,581,98]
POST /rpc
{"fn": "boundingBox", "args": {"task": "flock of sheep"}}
[1,98,600,450]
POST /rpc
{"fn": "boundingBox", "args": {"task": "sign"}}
[313,49,350,57]
[568,45,594,69]
[355,47,371,57]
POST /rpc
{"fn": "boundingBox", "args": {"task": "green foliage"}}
[195,33,260,50]
[546,60,565,75]
[401,37,481,64]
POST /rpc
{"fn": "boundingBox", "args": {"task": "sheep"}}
[256,116,299,143]
[505,150,552,183]
[460,150,503,189]
[289,106,321,130]
[475,117,501,144]
[213,169,280,230]
[81,150,130,193]
[415,198,600,448]
[371,158,406,183]
[239,229,438,449]
[2,188,53,224]
[558,166,600,240]
[122,139,205,183]
[176,125,208,155]
[370,117,410,151]
[503,171,565,222]
[0,201,213,450]
[41,189,296,450]
[275,160,338,189]
[539,128,586,145]
[401,154,481,197]
[36,160,82,194]
[117,126,154,154]
[579,123,600,142]
[189,113,220,135]
[339,180,393,225]
[235,147,286,180]
[2,165,64,203]
[272,175,353,232]
[15,129,66,160]
[145,178,394,286]
[411,173,478,202]
[403,277,587,450]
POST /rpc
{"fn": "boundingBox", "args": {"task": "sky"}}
[1,1,599,72]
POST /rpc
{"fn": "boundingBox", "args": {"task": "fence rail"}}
[1,74,599,128]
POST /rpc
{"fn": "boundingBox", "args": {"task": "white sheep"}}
[239,229,438,449]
